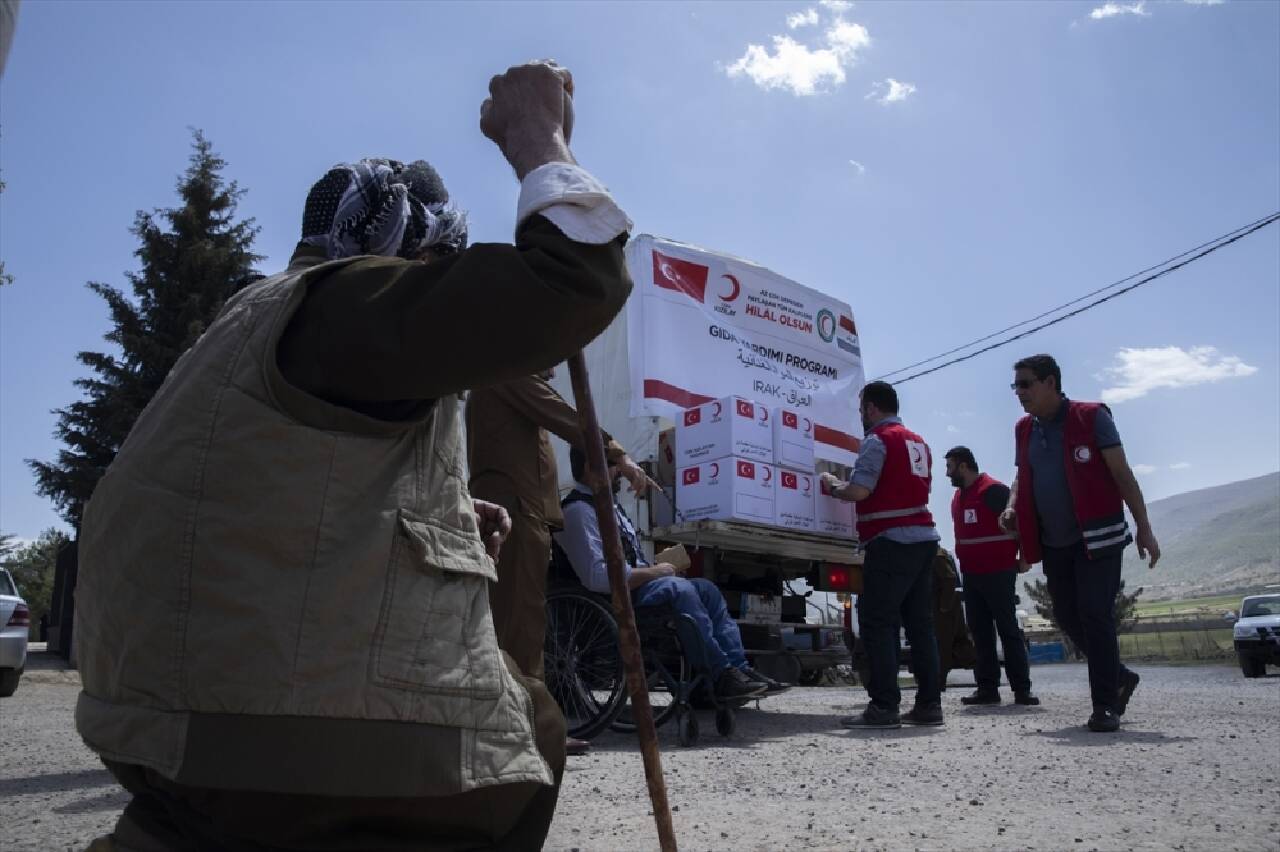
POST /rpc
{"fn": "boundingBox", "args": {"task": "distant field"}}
[1134,594,1245,617]
[1118,627,1235,662]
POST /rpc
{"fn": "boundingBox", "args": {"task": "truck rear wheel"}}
[1239,653,1266,678]
[0,667,20,698]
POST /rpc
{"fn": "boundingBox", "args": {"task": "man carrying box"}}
[820,381,943,729]
[556,447,789,699]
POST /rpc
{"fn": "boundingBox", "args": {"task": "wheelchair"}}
[542,556,741,747]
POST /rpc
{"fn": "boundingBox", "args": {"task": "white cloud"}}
[849,159,866,175]
[724,6,871,96]
[1170,462,1193,470]
[1132,463,1158,475]
[1098,346,1258,403]
[946,424,960,434]
[820,0,853,11]
[866,78,917,105]
[1089,2,1150,19]
[788,8,820,28]
[1182,0,1224,5]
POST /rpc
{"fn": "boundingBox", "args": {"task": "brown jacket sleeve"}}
[490,376,627,462]
[278,215,631,406]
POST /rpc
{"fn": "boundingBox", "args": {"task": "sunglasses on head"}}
[1010,378,1038,390]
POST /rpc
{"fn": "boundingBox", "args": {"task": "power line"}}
[879,211,1280,386]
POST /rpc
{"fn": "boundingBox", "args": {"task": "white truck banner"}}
[624,234,865,465]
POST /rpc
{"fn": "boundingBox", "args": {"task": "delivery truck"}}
[547,235,868,685]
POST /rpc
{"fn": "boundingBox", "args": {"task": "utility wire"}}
[881,211,1280,386]
[876,212,1280,382]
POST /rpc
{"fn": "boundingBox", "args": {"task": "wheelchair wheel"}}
[544,589,628,740]
[610,620,688,733]
[714,706,736,738]
[678,709,700,747]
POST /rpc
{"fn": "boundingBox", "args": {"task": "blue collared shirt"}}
[553,483,649,595]
[851,416,940,546]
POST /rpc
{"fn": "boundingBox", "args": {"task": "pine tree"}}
[28,130,262,527]
[1023,576,1144,657]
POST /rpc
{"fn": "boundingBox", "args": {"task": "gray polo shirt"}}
[852,416,941,546]
[1022,397,1122,548]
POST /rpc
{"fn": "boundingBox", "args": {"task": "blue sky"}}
[2,0,1277,545]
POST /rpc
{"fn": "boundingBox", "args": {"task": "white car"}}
[0,567,29,697]
[1232,593,1280,678]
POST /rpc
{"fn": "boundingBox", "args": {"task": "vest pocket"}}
[370,509,503,698]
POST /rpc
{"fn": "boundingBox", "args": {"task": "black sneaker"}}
[840,704,901,729]
[902,703,945,726]
[741,666,790,695]
[960,690,1001,705]
[1087,708,1120,733]
[715,667,768,700]
[1117,670,1140,716]
[1013,692,1041,706]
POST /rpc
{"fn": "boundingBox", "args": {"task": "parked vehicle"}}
[0,567,29,697]
[1233,593,1280,678]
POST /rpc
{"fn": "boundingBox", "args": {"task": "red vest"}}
[951,473,1019,574]
[1014,400,1130,564]
[855,421,935,542]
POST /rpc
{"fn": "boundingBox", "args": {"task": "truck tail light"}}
[825,564,852,590]
[7,603,29,628]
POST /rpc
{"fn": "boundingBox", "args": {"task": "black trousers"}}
[1042,540,1132,712]
[858,539,941,711]
[961,569,1032,695]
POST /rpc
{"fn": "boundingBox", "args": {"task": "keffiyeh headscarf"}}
[301,158,469,260]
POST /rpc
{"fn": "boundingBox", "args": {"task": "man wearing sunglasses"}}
[1001,354,1160,733]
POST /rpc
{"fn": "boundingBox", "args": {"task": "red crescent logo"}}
[803,417,812,435]
[759,408,769,424]
[711,401,722,418]
[762,467,772,483]
[911,447,924,466]
[709,462,720,478]
[719,273,741,302]
[802,476,812,494]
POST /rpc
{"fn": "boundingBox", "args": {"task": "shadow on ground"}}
[0,768,114,797]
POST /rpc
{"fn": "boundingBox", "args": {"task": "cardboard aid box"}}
[676,396,772,466]
[772,407,815,473]
[775,469,817,531]
[815,476,856,538]
[676,457,775,525]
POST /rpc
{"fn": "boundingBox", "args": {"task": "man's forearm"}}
[278,217,631,404]
[1115,468,1152,531]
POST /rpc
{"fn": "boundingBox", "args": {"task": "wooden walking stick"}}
[567,352,677,852]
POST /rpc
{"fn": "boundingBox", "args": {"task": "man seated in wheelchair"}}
[555,447,789,701]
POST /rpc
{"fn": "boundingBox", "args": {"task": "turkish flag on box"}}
[676,396,773,467]
[676,457,775,525]
[772,406,815,473]
[775,468,816,531]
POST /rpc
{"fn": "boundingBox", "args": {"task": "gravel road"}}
[2,661,1276,851]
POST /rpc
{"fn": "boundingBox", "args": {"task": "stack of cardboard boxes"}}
[669,396,854,539]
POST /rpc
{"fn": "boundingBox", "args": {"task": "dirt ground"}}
[2,661,1276,851]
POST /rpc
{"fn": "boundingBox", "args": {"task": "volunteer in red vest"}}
[945,446,1039,707]
[1000,354,1160,733]
[821,381,943,730]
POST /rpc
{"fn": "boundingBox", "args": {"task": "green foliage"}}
[1,529,70,639]
[1023,577,1144,652]
[28,130,262,527]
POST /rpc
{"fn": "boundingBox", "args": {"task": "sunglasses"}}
[1010,379,1039,390]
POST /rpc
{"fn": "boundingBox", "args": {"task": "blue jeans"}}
[632,577,747,676]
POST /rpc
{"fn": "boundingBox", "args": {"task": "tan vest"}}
[73,256,552,797]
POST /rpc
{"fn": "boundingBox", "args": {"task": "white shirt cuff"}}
[516,162,633,245]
